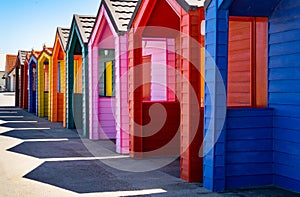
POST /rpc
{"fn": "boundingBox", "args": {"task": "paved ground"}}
[0,92,299,197]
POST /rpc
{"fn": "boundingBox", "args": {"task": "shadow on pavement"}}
[1,123,45,128]
[24,160,136,194]
[0,106,18,109]
[1,129,80,140]
[23,159,183,194]
[220,186,300,197]
[8,140,95,159]
[2,107,299,196]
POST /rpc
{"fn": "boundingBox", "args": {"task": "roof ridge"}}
[74,14,96,44]
[104,0,139,32]
[57,27,70,51]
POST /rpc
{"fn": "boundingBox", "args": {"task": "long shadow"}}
[0,118,24,121]
[24,160,136,194]
[1,123,44,128]
[1,129,80,140]
[23,157,188,194]
[8,140,94,159]
[2,93,15,96]
[0,106,18,109]
[0,121,64,129]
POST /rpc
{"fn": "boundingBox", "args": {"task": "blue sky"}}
[0,0,100,54]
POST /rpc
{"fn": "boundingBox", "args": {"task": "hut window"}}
[227,17,268,108]
[57,62,61,93]
[33,67,36,92]
[142,55,151,101]
[201,20,205,36]
[99,49,115,97]
[44,62,49,92]
[57,61,65,93]
[99,60,115,97]
[73,56,82,94]
[142,39,176,101]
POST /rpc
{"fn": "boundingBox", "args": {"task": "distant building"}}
[3,54,17,92]
[0,53,5,90]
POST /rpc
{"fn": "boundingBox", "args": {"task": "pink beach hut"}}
[88,0,139,154]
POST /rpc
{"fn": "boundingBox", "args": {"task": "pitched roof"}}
[30,50,41,61]
[42,45,53,56]
[179,0,205,8]
[128,0,204,29]
[104,0,140,32]
[17,50,31,66]
[26,53,31,61]
[57,27,70,51]
[6,54,17,75]
[74,14,96,44]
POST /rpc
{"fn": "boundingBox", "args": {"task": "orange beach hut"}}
[51,27,70,125]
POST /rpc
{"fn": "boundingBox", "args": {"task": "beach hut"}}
[28,50,41,115]
[37,46,52,119]
[3,55,17,93]
[51,27,70,125]
[128,0,205,182]
[18,51,31,109]
[204,0,300,193]
[88,0,139,154]
[66,15,96,136]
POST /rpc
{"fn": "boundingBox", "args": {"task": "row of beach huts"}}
[8,0,300,193]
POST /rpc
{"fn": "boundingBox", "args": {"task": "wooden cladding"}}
[227,17,268,108]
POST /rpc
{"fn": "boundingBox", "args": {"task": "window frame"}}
[100,60,115,97]
[227,16,268,108]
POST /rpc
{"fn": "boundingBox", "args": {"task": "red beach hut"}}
[128,0,205,182]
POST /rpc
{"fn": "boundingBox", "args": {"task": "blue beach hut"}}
[204,0,300,193]
[28,50,41,115]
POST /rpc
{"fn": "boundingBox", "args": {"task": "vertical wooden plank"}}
[204,0,228,191]
[90,46,99,139]
[180,8,204,183]
[20,65,24,108]
[24,61,29,109]
[250,17,256,107]
[38,58,44,117]
[28,62,33,112]
[15,65,20,107]
[255,17,268,108]
[82,46,89,137]
[66,45,75,129]
[128,28,143,158]
[167,39,176,101]
[227,18,252,107]
[63,58,67,126]
[51,55,58,122]
[47,58,51,119]
[116,33,130,154]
